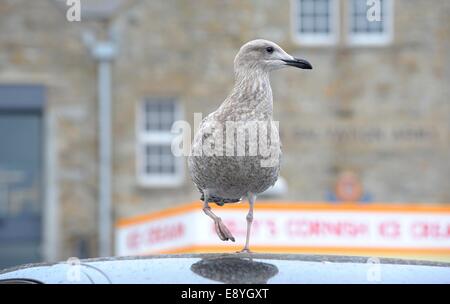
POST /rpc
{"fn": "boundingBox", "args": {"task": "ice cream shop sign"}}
[115,202,450,260]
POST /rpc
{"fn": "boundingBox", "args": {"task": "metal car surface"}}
[0,253,449,284]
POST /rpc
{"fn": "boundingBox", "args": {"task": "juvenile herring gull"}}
[188,39,312,252]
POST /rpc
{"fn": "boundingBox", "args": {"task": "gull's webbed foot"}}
[214,219,235,242]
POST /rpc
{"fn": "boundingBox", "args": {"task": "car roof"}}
[1,253,449,284]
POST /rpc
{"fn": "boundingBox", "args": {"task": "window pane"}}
[356,15,369,32]
[354,0,367,14]
[315,0,329,16]
[143,98,177,132]
[143,144,176,175]
[297,0,331,35]
[315,16,330,33]
[350,0,386,34]
[300,16,315,32]
[301,0,314,15]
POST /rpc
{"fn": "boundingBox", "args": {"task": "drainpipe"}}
[84,32,117,257]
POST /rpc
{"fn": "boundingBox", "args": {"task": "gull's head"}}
[234,39,312,74]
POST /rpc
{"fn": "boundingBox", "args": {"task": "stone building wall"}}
[0,0,448,260]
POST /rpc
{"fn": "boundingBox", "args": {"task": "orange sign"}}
[116,202,450,261]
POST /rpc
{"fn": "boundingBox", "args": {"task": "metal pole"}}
[98,59,112,257]
[84,31,117,257]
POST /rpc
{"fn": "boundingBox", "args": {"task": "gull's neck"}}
[221,67,273,118]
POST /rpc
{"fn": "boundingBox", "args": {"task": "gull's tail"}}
[200,192,241,206]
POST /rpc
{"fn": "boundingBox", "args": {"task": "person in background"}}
[326,170,373,204]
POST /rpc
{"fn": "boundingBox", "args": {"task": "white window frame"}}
[347,0,394,46]
[136,97,184,187]
[291,0,340,46]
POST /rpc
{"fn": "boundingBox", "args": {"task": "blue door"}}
[0,85,44,269]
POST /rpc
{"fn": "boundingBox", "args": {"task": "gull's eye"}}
[265,46,274,54]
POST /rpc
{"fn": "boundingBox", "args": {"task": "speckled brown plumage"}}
[188,40,282,204]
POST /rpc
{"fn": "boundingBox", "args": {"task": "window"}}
[292,0,339,45]
[137,97,183,187]
[291,0,394,46]
[348,0,393,45]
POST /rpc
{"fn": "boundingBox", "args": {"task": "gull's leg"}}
[237,192,255,253]
[202,190,235,242]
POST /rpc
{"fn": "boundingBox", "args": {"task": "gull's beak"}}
[282,58,313,70]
